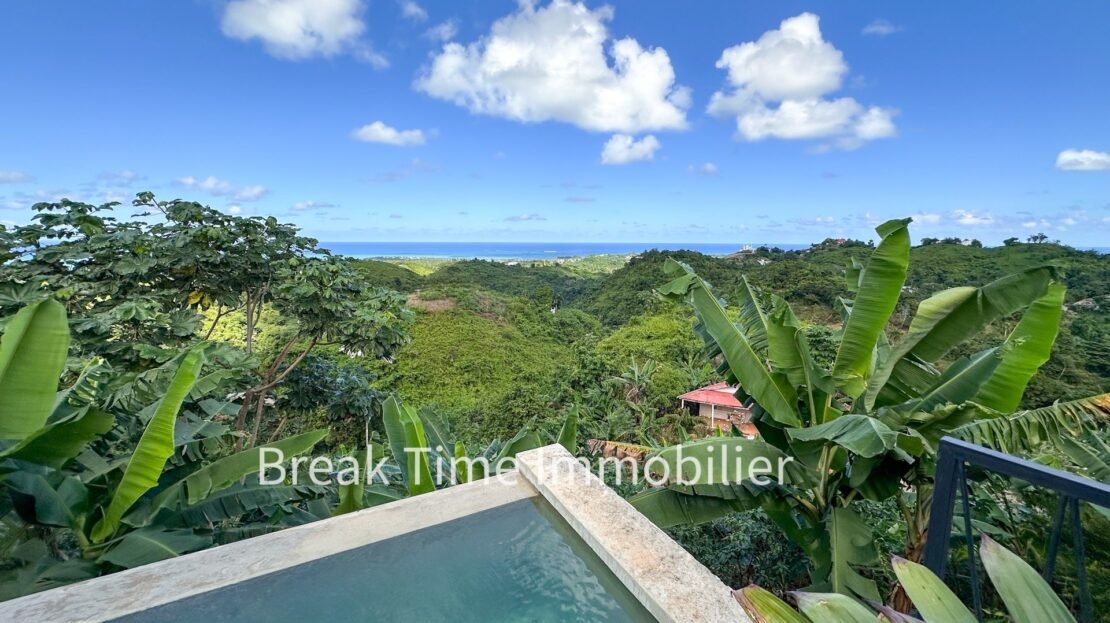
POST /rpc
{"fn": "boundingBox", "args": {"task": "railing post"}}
[922,438,960,578]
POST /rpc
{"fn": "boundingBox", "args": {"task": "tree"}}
[1003,236,1020,246]
[1028,232,1050,243]
[0,195,411,447]
[630,217,1108,606]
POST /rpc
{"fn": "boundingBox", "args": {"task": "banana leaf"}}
[382,396,435,495]
[557,406,578,453]
[98,528,212,569]
[787,415,899,459]
[906,348,1001,413]
[973,282,1065,412]
[0,408,114,469]
[980,535,1075,623]
[629,487,752,528]
[660,258,800,426]
[0,299,70,440]
[892,555,976,623]
[865,266,1055,409]
[826,506,880,601]
[832,218,911,398]
[791,592,876,623]
[6,472,89,530]
[735,585,811,622]
[91,348,205,542]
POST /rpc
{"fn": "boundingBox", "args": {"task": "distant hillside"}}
[347,259,423,292]
[422,259,600,307]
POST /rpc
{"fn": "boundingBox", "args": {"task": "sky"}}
[1,0,1109,245]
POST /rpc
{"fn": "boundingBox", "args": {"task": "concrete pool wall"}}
[0,444,749,623]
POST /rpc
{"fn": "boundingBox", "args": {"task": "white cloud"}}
[399,0,427,22]
[293,200,336,211]
[352,121,427,146]
[1056,149,1110,171]
[862,19,902,36]
[911,212,942,224]
[601,134,660,165]
[424,20,458,42]
[221,0,385,66]
[176,176,268,201]
[708,13,896,149]
[0,171,34,183]
[415,0,689,134]
[228,205,244,215]
[505,213,546,222]
[689,162,719,176]
[953,209,994,226]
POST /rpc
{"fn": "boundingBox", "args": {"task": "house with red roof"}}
[678,383,758,437]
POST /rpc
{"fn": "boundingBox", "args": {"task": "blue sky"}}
[2,0,1109,245]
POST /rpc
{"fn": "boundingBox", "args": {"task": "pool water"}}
[115,498,656,622]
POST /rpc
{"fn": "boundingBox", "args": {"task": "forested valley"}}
[2,195,1108,606]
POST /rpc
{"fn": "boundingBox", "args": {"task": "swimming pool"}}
[115,498,654,622]
[0,446,748,623]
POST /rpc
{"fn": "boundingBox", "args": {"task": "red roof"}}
[678,382,745,408]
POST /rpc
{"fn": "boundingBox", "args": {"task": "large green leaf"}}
[787,415,899,458]
[865,267,1055,409]
[832,218,911,398]
[973,282,1065,412]
[382,396,435,495]
[0,299,70,440]
[906,348,1001,414]
[416,405,454,455]
[735,585,811,623]
[766,295,825,423]
[735,275,770,355]
[980,535,1076,623]
[91,348,205,542]
[650,437,806,486]
[167,480,312,527]
[891,555,975,623]
[557,407,578,453]
[6,472,89,530]
[180,429,327,504]
[827,506,880,601]
[0,408,114,468]
[792,591,876,622]
[98,528,211,569]
[660,258,800,426]
[951,393,1110,455]
[630,487,753,528]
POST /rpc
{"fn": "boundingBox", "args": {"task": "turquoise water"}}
[115,498,656,622]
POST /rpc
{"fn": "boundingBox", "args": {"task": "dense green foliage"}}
[2,195,1109,612]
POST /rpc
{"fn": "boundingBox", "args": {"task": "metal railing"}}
[923,436,1110,622]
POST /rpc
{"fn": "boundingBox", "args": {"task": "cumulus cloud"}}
[689,162,719,176]
[505,213,547,222]
[708,13,897,150]
[953,209,994,226]
[911,212,942,224]
[352,121,427,146]
[415,0,689,134]
[1056,149,1110,171]
[398,0,427,22]
[424,20,458,42]
[601,134,660,165]
[0,171,34,183]
[221,0,386,66]
[176,176,268,201]
[862,19,902,36]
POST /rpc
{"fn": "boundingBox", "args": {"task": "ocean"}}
[319,241,810,260]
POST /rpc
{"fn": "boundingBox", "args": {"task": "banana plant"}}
[737,536,1076,623]
[0,301,328,596]
[332,396,579,514]
[631,217,1107,601]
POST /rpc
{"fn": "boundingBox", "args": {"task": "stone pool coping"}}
[0,445,749,622]
[516,445,748,623]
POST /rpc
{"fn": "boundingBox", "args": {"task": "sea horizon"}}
[319,241,810,260]
[319,240,1110,260]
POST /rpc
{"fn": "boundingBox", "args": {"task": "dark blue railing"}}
[923,436,1110,622]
